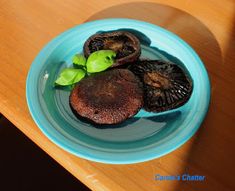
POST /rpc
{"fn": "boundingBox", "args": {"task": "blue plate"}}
[26,19,210,164]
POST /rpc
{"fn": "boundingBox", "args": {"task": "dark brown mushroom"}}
[83,31,141,67]
[129,60,193,112]
[69,69,143,124]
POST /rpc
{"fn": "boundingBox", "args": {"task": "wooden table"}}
[1,0,235,190]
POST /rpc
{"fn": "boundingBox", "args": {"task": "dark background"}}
[0,115,90,191]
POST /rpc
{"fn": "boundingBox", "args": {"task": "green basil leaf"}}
[72,54,86,67]
[55,68,85,86]
[86,50,116,73]
[73,70,86,83]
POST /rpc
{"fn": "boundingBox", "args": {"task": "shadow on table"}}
[85,2,235,191]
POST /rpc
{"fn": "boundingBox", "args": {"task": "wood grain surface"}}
[0,0,235,190]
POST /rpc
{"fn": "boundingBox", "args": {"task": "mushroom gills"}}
[130,60,193,112]
[83,31,141,67]
[89,36,135,59]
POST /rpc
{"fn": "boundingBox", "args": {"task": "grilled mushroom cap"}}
[130,60,193,112]
[69,69,143,124]
[83,31,141,67]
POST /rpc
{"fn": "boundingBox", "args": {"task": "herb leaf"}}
[86,50,116,73]
[72,54,86,67]
[55,68,86,86]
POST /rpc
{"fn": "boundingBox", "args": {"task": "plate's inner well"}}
[38,28,194,151]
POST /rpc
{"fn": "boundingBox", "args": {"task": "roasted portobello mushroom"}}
[69,69,143,124]
[130,60,193,112]
[83,31,141,67]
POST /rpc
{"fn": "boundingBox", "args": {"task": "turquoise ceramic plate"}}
[26,19,210,164]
